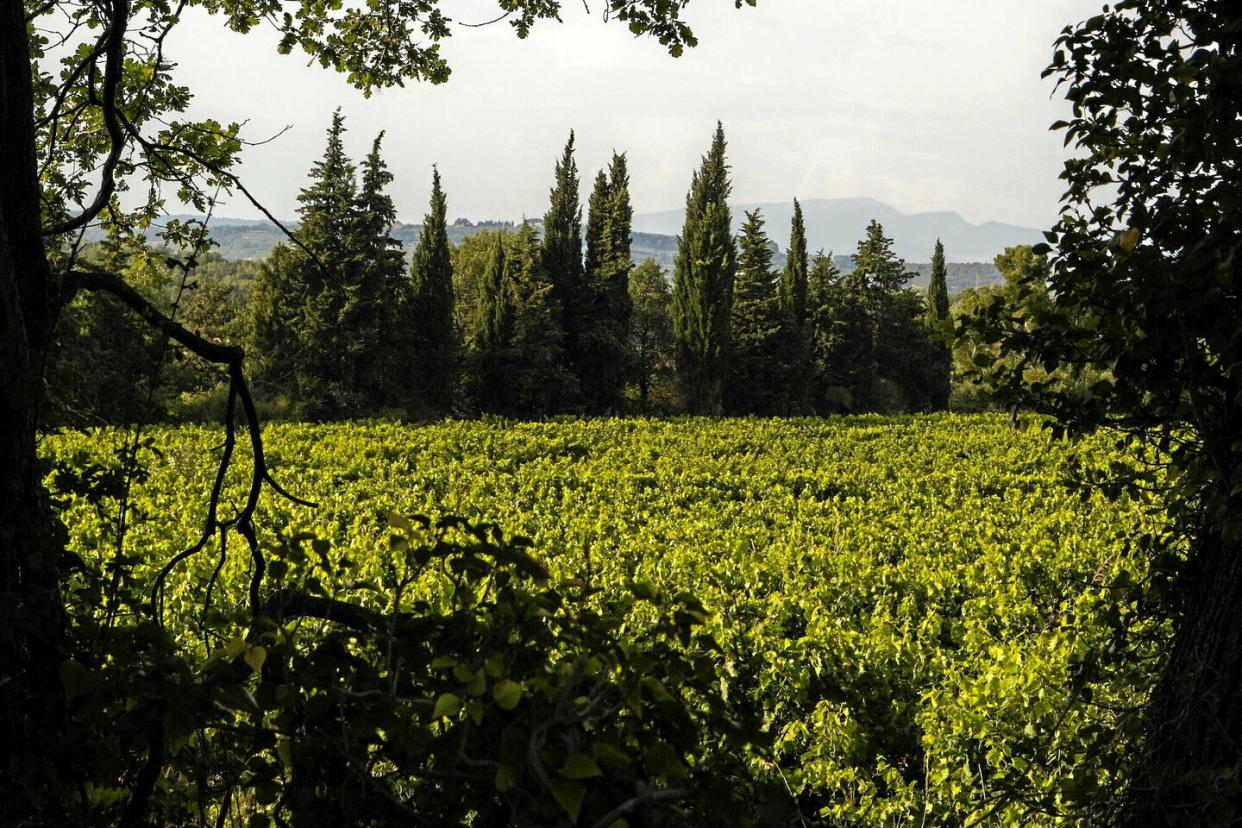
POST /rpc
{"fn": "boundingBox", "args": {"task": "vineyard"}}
[47,415,1170,825]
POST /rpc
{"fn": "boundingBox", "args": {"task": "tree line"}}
[52,117,961,423]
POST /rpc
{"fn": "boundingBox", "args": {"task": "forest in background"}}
[52,116,1057,426]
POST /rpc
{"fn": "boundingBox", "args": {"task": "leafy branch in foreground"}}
[57,505,770,826]
[959,2,1242,822]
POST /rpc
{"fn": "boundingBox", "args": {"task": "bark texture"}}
[1125,532,1242,825]
[0,1,68,818]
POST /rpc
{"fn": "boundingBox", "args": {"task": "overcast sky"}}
[167,0,1103,230]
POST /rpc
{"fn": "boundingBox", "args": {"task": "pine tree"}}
[728,209,786,414]
[541,131,585,410]
[297,108,359,281]
[852,218,910,294]
[347,131,406,411]
[781,198,808,327]
[672,122,736,415]
[926,238,952,410]
[251,109,360,417]
[410,167,456,413]
[847,220,928,411]
[580,152,634,413]
[250,112,409,418]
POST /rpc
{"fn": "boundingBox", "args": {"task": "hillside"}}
[90,205,1013,292]
[633,197,1043,263]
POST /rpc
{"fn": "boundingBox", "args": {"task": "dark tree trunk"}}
[0,0,68,818]
[1125,531,1242,825]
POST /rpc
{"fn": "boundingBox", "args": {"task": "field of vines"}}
[47,415,1170,825]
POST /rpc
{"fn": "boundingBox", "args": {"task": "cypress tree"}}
[472,231,512,414]
[805,251,849,412]
[475,231,510,356]
[580,151,634,413]
[728,209,784,414]
[541,131,585,409]
[602,152,634,322]
[927,239,950,324]
[584,170,610,281]
[410,167,456,413]
[781,198,808,327]
[506,223,579,416]
[672,122,736,415]
[357,134,399,256]
[779,198,811,412]
[926,238,952,410]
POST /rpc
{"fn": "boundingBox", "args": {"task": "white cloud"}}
[166,0,1104,229]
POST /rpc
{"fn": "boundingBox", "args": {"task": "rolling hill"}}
[87,196,1040,294]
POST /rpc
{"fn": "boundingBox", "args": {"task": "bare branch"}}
[71,266,317,620]
[258,588,443,640]
[456,9,513,27]
[72,268,240,363]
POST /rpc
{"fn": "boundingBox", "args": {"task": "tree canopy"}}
[960,1,1242,820]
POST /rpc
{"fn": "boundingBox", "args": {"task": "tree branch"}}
[587,786,687,828]
[258,587,441,639]
[44,0,130,236]
[71,268,241,364]
[72,266,316,620]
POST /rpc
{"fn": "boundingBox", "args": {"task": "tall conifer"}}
[781,198,808,327]
[252,109,359,417]
[410,167,456,412]
[927,239,950,324]
[541,131,585,408]
[584,170,610,280]
[847,220,930,411]
[852,219,910,294]
[673,122,735,415]
[297,108,358,282]
[506,223,579,416]
[475,232,510,355]
[472,232,511,414]
[628,260,673,412]
[926,238,952,409]
[728,209,785,414]
[581,151,634,412]
[347,132,406,409]
[779,198,811,412]
[805,251,844,409]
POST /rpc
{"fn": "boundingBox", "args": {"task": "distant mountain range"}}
[632,198,1044,264]
[87,197,1042,294]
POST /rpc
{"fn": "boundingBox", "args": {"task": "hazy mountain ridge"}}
[87,197,1029,293]
[632,197,1044,263]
